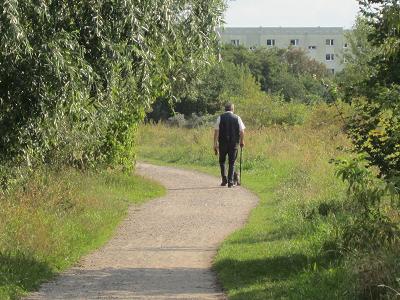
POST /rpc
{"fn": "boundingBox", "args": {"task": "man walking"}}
[214,103,245,188]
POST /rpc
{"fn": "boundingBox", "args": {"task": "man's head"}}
[225,103,234,112]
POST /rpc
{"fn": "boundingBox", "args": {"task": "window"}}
[326,54,335,61]
[290,39,299,46]
[326,39,334,46]
[231,39,240,46]
[266,39,275,46]
[249,46,256,51]
[330,68,335,74]
[308,45,317,50]
[344,42,348,48]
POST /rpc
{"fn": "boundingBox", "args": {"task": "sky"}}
[224,0,360,29]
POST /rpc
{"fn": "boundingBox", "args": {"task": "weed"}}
[0,169,164,299]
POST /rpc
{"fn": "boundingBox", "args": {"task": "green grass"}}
[0,169,165,300]
[213,163,349,300]
[137,116,357,299]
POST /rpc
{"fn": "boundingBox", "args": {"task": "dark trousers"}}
[219,143,238,183]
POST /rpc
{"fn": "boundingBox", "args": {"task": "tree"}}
[174,62,254,116]
[0,0,225,179]
[358,0,400,85]
[345,0,400,179]
[335,17,378,101]
[221,45,329,103]
[336,4,400,297]
[281,47,329,79]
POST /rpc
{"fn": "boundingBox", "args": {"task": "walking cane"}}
[239,146,243,186]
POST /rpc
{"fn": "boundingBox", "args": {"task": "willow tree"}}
[0,0,225,183]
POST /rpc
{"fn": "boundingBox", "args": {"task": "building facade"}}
[219,27,347,74]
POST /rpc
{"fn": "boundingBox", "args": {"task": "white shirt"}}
[214,111,246,131]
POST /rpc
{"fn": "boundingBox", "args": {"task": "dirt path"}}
[25,163,258,300]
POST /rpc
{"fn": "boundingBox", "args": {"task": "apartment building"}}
[219,27,347,74]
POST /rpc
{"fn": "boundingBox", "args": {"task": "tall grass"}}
[0,169,164,300]
[137,103,362,299]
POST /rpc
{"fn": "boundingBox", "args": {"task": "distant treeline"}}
[148,44,334,122]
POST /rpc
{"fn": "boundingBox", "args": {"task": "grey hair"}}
[224,103,234,111]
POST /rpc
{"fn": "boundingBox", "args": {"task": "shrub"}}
[347,87,400,180]
[235,92,309,127]
[186,113,216,129]
[166,114,187,128]
[347,249,400,299]
[166,113,217,129]
[334,155,400,299]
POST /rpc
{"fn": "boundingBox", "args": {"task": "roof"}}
[219,27,344,35]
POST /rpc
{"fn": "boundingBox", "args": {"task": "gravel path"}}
[25,163,258,300]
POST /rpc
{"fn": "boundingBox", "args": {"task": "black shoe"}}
[228,182,235,188]
[221,177,228,186]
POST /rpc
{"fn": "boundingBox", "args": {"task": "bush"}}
[186,113,217,129]
[333,155,400,299]
[347,87,400,179]
[306,101,351,131]
[235,92,309,127]
[166,114,187,128]
[347,249,400,299]
[166,113,217,129]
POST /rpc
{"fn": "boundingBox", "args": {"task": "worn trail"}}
[25,163,258,299]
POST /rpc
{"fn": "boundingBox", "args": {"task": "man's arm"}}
[214,129,219,155]
[238,116,245,148]
[214,116,220,155]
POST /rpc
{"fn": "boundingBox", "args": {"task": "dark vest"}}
[218,112,240,146]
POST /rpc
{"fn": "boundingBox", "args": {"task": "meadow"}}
[0,170,164,300]
[137,104,361,299]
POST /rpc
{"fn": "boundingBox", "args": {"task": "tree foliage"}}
[335,17,379,101]
[359,0,400,85]
[347,89,400,179]
[221,45,330,103]
[342,1,400,181]
[332,4,400,295]
[148,44,332,122]
[174,62,255,116]
[0,0,225,183]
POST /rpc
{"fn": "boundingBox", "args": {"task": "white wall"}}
[219,27,345,73]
